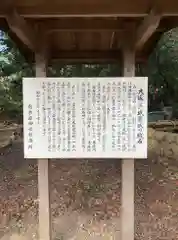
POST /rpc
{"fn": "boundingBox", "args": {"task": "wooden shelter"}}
[1,1,178,240]
[1,0,178,63]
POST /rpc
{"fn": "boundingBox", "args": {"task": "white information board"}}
[23,77,148,159]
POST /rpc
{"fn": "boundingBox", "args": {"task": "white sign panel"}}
[23,77,148,159]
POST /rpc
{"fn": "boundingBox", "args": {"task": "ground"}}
[0,128,178,239]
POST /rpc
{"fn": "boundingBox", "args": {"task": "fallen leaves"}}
[0,129,178,239]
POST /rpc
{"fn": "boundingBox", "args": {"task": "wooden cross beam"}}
[135,8,162,50]
[5,8,38,51]
[45,18,122,33]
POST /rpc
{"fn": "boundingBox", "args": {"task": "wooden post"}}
[35,53,51,240]
[121,37,135,240]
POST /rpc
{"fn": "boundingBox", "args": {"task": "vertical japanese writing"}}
[137,88,144,144]
[61,82,66,151]
[81,83,86,151]
[132,84,137,151]
[71,84,76,151]
[51,82,56,151]
[121,81,128,152]
[96,82,101,145]
[116,82,122,151]
[47,81,52,152]
[56,82,61,151]
[36,90,40,124]
[91,83,97,152]
[24,77,147,158]
[42,82,47,136]
[102,85,107,151]
[127,82,132,151]
[111,81,117,151]
[66,82,71,152]
[86,82,92,152]
[28,104,33,150]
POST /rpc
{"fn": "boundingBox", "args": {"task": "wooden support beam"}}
[51,50,122,63]
[6,9,38,51]
[110,32,116,49]
[35,53,51,240]
[1,2,178,18]
[135,9,161,50]
[0,2,149,18]
[121,30,135,240]
[45,18,122,32]
[71,32,79,49]
[50,50,147,63]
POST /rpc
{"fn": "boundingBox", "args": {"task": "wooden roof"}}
[1,0,178,63]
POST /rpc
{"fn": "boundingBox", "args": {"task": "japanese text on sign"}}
[23,77,148,159]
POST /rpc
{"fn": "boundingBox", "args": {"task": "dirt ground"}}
[0,130,178,239]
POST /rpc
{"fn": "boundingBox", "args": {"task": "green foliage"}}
[0,32,121,118]
[48,63,120,78]
[1,27,178,117]
[146,27,178,108]
[0,32,33,118]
